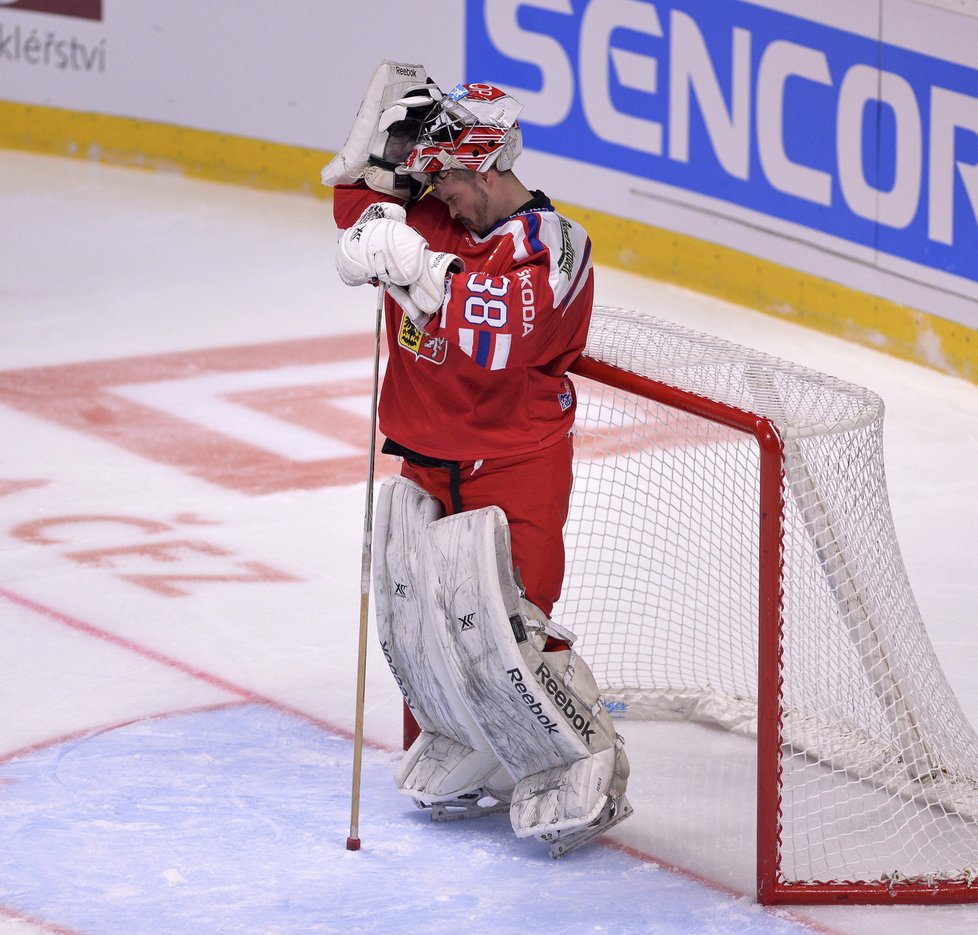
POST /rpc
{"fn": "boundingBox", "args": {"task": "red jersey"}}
[333,184,594,461]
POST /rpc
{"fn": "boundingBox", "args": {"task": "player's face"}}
[430,170,492,234]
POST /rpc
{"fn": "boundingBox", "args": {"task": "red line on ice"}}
[0,904,89,935]
[0,586,388,752]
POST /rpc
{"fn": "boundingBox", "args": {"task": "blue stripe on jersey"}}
[475,330,491,367]
[523,212,544,257]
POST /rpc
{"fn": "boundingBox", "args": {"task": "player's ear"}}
[474,167,494,189]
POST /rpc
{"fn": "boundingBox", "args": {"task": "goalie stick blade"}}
[545,795,634,858]
[426,791,510,823]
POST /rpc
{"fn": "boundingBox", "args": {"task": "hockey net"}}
[562,306,978,904]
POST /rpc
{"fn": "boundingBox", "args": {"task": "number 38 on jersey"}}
[463,272,510,328]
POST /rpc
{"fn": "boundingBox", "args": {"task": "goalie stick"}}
[346,282,386,852]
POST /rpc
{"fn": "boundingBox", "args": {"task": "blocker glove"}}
[337,203,462,324]
[387,249,463,326]
[336,202,415,286]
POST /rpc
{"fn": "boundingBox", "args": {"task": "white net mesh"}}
[561,306,978,893]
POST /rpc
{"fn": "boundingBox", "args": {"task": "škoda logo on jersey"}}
[0,1,102,19]
[397,312,447,364]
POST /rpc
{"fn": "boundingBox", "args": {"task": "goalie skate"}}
[542,794,634,858]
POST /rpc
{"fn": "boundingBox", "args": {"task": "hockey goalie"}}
[323,60,632,856]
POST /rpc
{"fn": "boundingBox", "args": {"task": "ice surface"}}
[0,150,976,935]
[0,704,817,935]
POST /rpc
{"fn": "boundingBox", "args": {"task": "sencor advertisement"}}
[1,1,976,356]
[466,0,978,292]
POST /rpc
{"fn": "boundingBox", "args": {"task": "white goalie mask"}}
[397,83,524,181]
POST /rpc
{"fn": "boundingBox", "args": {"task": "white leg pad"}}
[395,732,511,803]
[419,506,630,841]
[374,477,512,803]
[510,747,616,838]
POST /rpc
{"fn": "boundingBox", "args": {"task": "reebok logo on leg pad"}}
[507,667,560,735]
[505,665,597,745]
[533,661,597,745]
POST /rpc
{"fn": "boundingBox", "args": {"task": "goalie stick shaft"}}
[347,282,385,851]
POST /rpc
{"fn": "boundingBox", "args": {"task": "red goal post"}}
[564,306,978,905]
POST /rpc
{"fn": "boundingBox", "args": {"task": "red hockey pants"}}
[398,433,574,618]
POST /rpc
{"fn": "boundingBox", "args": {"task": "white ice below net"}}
[559,306,978,886]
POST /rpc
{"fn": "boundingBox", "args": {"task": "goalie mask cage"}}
[563,306,978,905]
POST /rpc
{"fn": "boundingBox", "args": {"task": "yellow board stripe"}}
[0,101,327,195]
[563,203,976,384]
[1,99,974,384]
